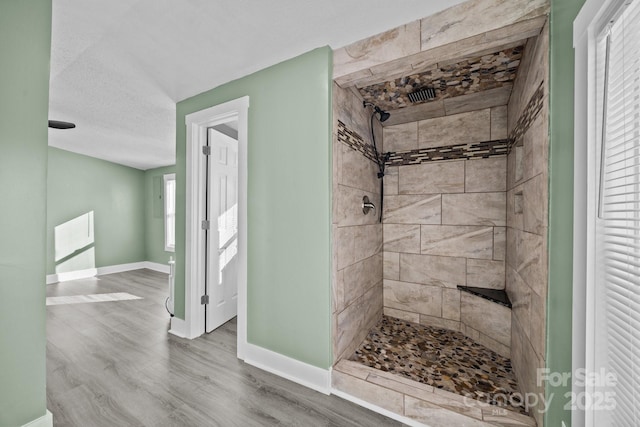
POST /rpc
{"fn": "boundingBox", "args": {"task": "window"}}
[164,173,176,252]
[592,1,640,425]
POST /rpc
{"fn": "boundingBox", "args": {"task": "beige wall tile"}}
[335,299,364,360]
[383,306,420,323]
[490,106,508,140]
[442,288,461,321]
[399,161,465,194]
[335,226,355,270]
[529,290,546,360]
[363,281,384,331]
[460,323,480,341]
[460,292,511,347]
[508,37,535,134]
[354,224,383,263]
[510,317,526,388]
[343,254,382,308]
[513,229,546,296]
[442,193,506,226]
[333,269,344,314]
[465,156,507,193]
[507,186,524,231]
[333,137,343,198]
[421,225,493,259]
[383,251,400,280]
[332,371,404,413]
[383,279,442,317]
[383,122,418,152]
[383,166,398,195]
[404,396,490,427]
[366,373,435,397]
[341,144,379,194]
[506,144,524,190]
[523,173,547,236]
[400,253,466,288]
[511,23,548,127]
[383,224,420,254]
[523,112,549,182]
[418,314,445,329]
[335,184,379,227]
[506,266,531,341]
[333,360,373,380]
[420,0,549,52]
[474,330,511,358]
[333,82,371,140]
[493,227,506,261]
[505,227,518,271]
[466,259,505,290]
[333,20,420,78]
[419,314,461,331]
[418,109,490,149]
[384,194,441,224]
[381,99,446,127]
[443,86,512,116]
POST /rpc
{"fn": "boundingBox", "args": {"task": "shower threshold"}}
[333,316,537,427]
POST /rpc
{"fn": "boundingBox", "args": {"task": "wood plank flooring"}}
[46,269,401,427]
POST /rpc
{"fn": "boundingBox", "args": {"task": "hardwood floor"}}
[46,269,401,427]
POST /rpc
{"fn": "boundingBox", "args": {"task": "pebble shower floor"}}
[350,315,527,415]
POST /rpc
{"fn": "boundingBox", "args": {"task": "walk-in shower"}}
[332,1,550,425]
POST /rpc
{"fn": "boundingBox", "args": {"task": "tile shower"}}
[331,0,550,426]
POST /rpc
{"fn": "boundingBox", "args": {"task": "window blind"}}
[597,0,640,425]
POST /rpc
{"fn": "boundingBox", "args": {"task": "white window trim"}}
[573,1,634,426]
[163,173,176,252]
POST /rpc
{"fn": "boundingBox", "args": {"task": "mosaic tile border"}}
[384,139,509,167]
[337,120,379,164]
[508,81,545,150]
[339,80,544,168]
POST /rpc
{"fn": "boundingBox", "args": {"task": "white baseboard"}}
[143,261,171,274]
[96,262,147,276]
[168,317,190,338]
[22,410,53,427]
[331,390,427,427]
[46,268,97,284]
[244,343,331,395]
[47,261,170,284]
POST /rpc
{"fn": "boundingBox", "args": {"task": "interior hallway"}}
[46,270,398,427]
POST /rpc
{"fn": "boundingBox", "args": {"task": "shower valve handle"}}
[362,196,376,215]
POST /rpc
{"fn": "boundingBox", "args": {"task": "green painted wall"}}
[46,147,146,275]
[0,1,51,425]
[547,0,585,426]
[176,47,332,368]
[144,165,176,265]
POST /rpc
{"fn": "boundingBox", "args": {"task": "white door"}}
[205,126,239,332]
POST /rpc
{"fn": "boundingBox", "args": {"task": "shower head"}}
[363,101,391,123]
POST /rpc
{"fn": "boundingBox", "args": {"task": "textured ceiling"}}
[359,45,524,112]
[48,0,466,170]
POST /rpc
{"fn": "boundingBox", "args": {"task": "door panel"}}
[206,126,239,333]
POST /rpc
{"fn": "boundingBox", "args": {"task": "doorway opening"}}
[182,96,249,360]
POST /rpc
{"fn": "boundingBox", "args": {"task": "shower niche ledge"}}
[458,285,512,308]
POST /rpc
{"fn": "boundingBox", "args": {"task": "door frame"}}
[184,96,249,360]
